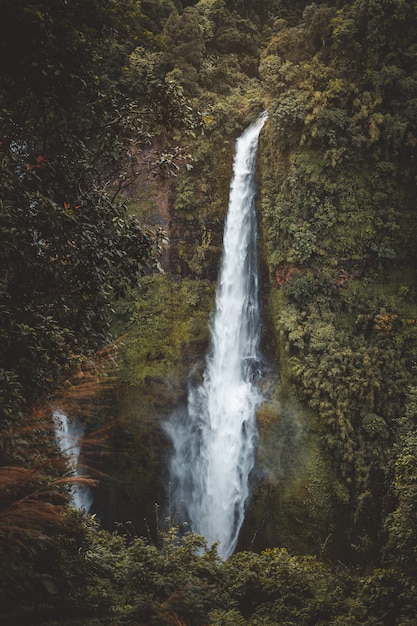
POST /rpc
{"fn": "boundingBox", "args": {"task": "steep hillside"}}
[258,0,417,568]
[2,0,417,623]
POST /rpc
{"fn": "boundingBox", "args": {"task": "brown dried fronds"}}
[0,340,123,547]
[0,467,97,505]
[0,500,65,541]
[49,419,113,453]
[54,337,124,417]
[0,466,36,488]
[1,412,110,482]
[0,470,97,545]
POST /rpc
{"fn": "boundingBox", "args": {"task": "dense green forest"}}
[1,0,417,624]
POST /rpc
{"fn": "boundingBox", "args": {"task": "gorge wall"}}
[71,0,417,565]
[86,114,338,558]
[4,1,417,620]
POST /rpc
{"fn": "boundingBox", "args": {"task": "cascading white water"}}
[53,410,92,512]
[165,113,267,559]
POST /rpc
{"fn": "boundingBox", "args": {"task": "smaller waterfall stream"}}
[53,410,92,512]
[165,113,267,559]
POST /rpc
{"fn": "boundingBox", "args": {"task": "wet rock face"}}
[121,139,228,281]
[166,210,224,281]
[91,381,181,540]
[81,123,339,556]
[232,367,340,558]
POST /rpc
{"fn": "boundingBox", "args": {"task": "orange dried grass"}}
[0,339,121,546]
[0,466,97,544]
[52,337,122,417]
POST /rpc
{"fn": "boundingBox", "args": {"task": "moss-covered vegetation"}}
[117,275,214,385]
[3,513,417,625]
[257,0,417,585]
[2,0,417,623]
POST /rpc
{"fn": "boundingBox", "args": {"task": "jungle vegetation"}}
[1,0,417,624]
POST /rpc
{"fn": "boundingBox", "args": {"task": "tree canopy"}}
[1,0,417,623]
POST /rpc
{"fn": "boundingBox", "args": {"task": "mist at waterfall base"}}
[53,410,93,512]
[165,113,267,560]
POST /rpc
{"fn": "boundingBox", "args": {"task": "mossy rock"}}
[239,390,343,558]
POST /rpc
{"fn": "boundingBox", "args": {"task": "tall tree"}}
[0,0,162,414]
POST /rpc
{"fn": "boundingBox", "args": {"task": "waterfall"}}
[165,113,267,559]
[53,410,92,512]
